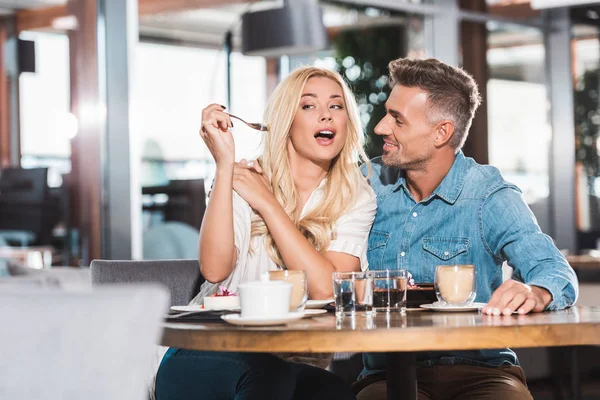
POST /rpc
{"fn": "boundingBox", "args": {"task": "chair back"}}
[0,285,169,400]
[142,222,199,260]
[0,167,54,244]
[90,259,203,306]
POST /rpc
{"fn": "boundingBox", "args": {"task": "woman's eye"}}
[331,104,344,110]
[302,104,314,110]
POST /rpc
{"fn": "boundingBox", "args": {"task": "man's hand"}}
[482,280,552,316]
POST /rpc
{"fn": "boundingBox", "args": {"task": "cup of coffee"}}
[434,264,476,306]
[268,270,308,312]
[238,281,292,319]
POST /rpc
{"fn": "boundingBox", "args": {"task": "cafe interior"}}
[1,0,600,399]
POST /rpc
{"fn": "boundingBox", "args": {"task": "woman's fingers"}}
[252,159,264,174]
[201,104,232,135]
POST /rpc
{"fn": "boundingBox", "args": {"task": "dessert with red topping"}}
[203,286,240,310]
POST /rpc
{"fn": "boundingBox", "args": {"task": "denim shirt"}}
[362,152,578,374]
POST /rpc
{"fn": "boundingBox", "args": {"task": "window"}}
[133,42,267,187]
[19,31,71,186]
[486,24,551,233]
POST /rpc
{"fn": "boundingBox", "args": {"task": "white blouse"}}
[149,180,377,398]
[189,179,377,306]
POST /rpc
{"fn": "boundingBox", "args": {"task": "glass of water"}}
[332,271,373,317]
[371,269,408,313]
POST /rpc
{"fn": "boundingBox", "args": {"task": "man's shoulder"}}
[462,158,519,198]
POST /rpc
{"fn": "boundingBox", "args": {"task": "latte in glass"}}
[434,264,476,305]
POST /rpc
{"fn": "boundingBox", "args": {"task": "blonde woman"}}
[155,67,376,400]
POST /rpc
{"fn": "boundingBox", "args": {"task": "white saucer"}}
[221,312,304,326]
[302,309,327,318]
[305,299,334,309]
[170,305,241,313]
[420,302,486,312]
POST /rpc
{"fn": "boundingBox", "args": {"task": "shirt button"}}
[400,252,406,257]
[412,212,418,217]
[444,251,449,256]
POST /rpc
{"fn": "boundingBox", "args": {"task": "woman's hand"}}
[233,160,274,214]
[200,104,234,167]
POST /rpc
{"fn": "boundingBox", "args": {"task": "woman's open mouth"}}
[314,130,336,145]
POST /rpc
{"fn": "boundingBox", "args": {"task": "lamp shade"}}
[241,1,328,57]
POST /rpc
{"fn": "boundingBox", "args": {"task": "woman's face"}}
[287,77,349,168]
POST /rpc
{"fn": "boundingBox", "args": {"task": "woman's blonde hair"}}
[251,66,371,266]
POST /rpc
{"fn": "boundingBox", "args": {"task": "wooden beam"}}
[138,0,253,16]
[16,0,253,33]
[460,0,489,165]
[488,2,540,20]
[68,0,103,262]
[265,58,278,97]
[0,22,10,167]
[16,5,68,33]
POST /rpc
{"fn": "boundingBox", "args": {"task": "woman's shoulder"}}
[339,179,377,218]
[356,178,377,207]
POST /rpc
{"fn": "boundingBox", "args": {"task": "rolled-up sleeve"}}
[327,186,377,271]
[481,186,578,310]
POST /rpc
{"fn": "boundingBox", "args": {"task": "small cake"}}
[204,286,240,310]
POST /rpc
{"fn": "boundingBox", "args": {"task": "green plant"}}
[332,25,406,158]
[574,67,600,196]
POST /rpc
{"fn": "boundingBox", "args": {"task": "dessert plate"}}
[420,302,486,312]
[305,299,334,309]
[221,312,304,326]
[171,305,240,313]
[302,309,327,317]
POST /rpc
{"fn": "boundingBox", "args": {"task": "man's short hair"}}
[388,58,482,150]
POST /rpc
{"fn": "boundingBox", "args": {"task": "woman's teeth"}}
[314,130,335,139]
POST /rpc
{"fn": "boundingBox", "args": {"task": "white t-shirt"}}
[189,179,377,306]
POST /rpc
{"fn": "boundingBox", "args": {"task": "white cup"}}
[238,281,292,319]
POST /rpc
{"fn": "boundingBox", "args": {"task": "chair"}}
[142,222,199,260]
[0,167,57,246]
[0,285,169,400]
[142,179,207,231]
[90,259,203,306]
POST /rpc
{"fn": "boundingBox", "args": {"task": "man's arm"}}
[479,186,578,315]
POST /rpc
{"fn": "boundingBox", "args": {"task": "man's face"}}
[374,85,438,170]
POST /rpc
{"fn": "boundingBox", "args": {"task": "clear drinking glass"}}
[332,271,373,317]
[434,264,477,306]
[268,270,308,312]
[371,269,408,313]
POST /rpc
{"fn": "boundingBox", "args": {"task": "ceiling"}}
[0,0,408,49]
[138,2,406,49]
[0,0,63,12]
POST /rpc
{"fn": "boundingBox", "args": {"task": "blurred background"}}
[2,0,600,397]
[3,0,598,265]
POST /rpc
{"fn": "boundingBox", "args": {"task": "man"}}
[358,58,578,399]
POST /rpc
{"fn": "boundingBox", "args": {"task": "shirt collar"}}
[431,151,469,204]
[299,178,327,218]
[393,151,469,205]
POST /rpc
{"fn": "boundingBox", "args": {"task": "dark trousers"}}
[155,348,356,400]
[356,365,532,400]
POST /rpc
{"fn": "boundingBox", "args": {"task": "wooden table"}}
[161,307,600,400]
[567,255,600,270]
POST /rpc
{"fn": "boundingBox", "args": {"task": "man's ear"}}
[434,120,455,148]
